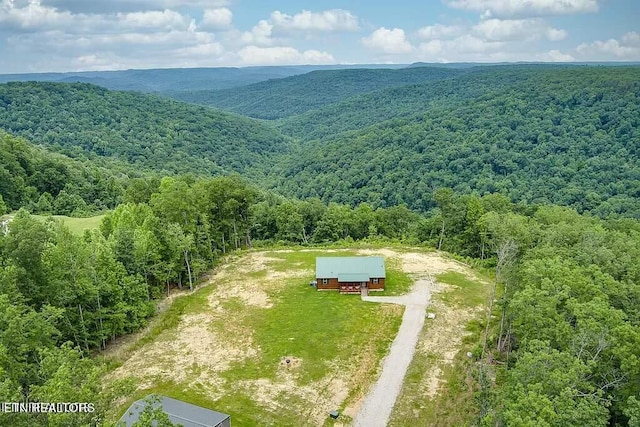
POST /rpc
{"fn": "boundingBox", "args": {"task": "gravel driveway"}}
[353,279,432,427]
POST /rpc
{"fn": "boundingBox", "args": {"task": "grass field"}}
[2,213,105,235]
[103,246,490,427]
[105,248,411,426]
[32,214,105,234]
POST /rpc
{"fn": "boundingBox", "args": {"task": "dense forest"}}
[269,66,640,217]
[170,67,467,119]
[2,66,638,219]
[0,82,290,177]
[0,132,126,215]
[1,63,639,426]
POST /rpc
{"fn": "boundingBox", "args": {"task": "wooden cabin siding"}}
[317,277,385,291]
[317,277,339,290]
[369,277,385,290]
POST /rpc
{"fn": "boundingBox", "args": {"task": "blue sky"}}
[0,0,638,73]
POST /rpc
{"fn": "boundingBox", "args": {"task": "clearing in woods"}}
[2,213,106,235]
[104,246,489,426]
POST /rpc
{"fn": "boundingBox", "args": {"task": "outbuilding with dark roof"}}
[117,395,230,427]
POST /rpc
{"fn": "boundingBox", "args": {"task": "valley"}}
[0,62,639,427]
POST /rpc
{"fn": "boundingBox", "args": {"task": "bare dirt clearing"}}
[107,247,486,426]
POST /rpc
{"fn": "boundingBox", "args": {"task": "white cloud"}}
[200,8,232,30]
[546,27,567,41]
[237,45,334,65]
[270,9,359,32]
[622,31,640,46]
[240,19,274,46]
[417,34,511,61]
[448,34,506,53]
[10,28,215,52]
[576,36,640,60]
[176,41,224,57]
[361,27,413,54]
[418,39,444,56]
[72,52,129,71]
[129,0,229,7]
[0,0,75,30]
[117,9,192,31]
[417,24,464,40]
[0,1,194,33]
[472,18,567,41]
[542,49,575,61]
[446,0,599,17]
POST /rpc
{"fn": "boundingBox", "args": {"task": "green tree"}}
[29,343,104,427]
[1,209,53,306]
[625,396,640,427]
[432,188,459,250]
[127,396,180,427]
[35,192,54,214]
[275,202,304,242]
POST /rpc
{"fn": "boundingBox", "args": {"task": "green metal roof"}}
[337,273,371,282]
[316,256,386,281]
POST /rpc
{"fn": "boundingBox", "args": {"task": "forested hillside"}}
[2,67,639,219]
[423,191,640,426]
[0,132,127,215]
[269,66,640,218]
[275,65,633,139]
[0,82,290,177]
[169,66,466,119]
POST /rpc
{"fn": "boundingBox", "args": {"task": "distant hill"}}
[275,65,574,140]
[0,81,291,177]
[168,66,466,119]
[0,64,408,94]
[0,67,304,92]
[268,66,640,217]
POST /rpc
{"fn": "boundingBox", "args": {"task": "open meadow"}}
[1,213,105,235]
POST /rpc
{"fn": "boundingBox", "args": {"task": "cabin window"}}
[322,279,328,285]
[372,278,379,284]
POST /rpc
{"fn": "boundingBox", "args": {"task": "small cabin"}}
[315,256,386,293]
[118,395,231,427]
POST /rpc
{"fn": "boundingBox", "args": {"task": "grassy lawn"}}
[106,247,411,426]
[1,213,105,234]
[31,214,106,234]
[436,271,488,308]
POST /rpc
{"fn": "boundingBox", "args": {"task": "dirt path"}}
[353,278,433,427]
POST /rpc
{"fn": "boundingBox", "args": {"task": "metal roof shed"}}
[118,395,231,427]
